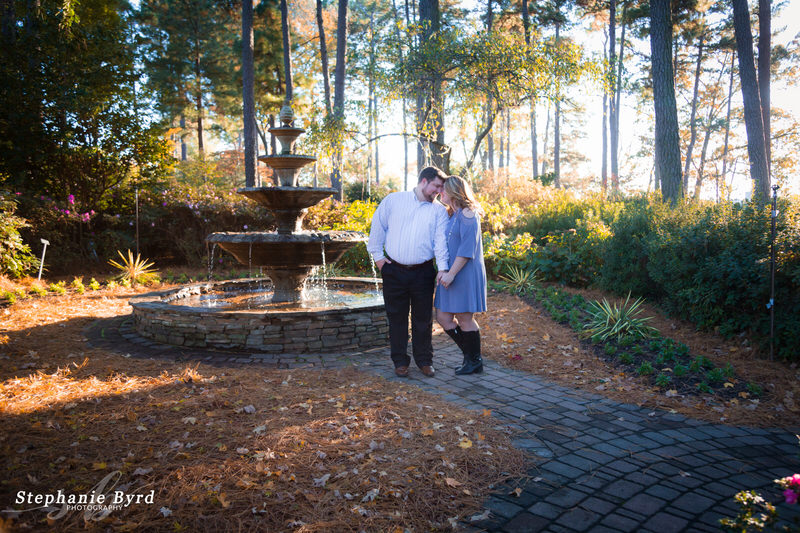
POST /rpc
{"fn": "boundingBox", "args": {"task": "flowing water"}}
[169,285,382,311]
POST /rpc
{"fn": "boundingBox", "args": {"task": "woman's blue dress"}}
[434,209,487,313]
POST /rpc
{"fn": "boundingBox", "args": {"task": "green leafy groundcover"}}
[501,282,764,402]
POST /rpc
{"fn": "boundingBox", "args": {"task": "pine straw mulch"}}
[480,288,800,429]
[0,287,528,532]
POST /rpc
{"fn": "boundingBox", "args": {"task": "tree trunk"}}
[498,108,504,169]
[465,104,499,173]
[602,82,608,194]
[180,115,187,161]
[316,0,332,115]
[392,0,409,189]
[417,0,445,172]
[485,0,494,171]
[732,0,770,202]
[683,36,704,193]
[649,0,682,202]
[695,55,726,200]
[280,0,293,102]
[695,123,711,198]
[602,30,608,194]
[608,0,618,191]
[541,100,550,177]
[522,0,538,180]
[242,0,257,187]
[553,22,561,188]
[758,0,771,168]
[506,107,511,174]
[721,51,735,197]
[613,0,627,189]
[331,0,349,199]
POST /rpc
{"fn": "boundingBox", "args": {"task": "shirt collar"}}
[412,186,429,203]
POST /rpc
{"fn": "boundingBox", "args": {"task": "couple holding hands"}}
[367,167,487,378]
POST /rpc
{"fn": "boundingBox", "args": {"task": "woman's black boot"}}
[455,330,483,375]
[444,326,468,370]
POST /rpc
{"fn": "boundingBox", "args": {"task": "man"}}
[367,167,449,378]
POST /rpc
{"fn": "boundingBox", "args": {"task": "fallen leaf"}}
[444,477,461,487]
[458,438,473,449]
[510,487,523,497]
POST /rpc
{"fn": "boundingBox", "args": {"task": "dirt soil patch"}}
[0,287,527,532]
[481,288,800,429]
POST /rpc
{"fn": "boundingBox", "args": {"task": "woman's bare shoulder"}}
[462,207,476,218]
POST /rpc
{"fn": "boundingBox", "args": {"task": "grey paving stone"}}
[600,513,641,531]
[541,460,586,480]
[544,487,588,508]
[579,497,617,515]
[602,480,643,500]
[558,508,600,531]
[484,497,524,519]
[621,493,665,516]
[643,485,681,500]
[502,512,551,533]
[528,502,562,519]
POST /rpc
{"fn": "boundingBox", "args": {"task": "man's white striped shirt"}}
[367,190,449,271]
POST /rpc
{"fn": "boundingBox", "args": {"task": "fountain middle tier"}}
[206,231,366,302]
[237,186,338,234]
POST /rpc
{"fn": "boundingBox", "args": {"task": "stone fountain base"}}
[130,278,387,354]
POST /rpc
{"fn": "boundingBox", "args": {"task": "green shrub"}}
[88,278,101,291]
[599,196,663,297]
[48,281,66,295]
[696,381,712,394]
[584,293,657,341]
[71,277,85,294]
[722,363,736,379]
[0,191,40,278]
[2,290,16,305]
[29,285,46,297]
[655,373,671,388]
[673,363,688,377]
[637,361,655,376]
[747,382,763,396]
[618,352,633,364]
[604,344,617,356]
[706,368,724,384]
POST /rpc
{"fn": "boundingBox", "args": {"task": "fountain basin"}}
[130,278,387,353]
[206,231,367,302]
[206,231,364,267]
[236,187,338,234]
[258,154,316,186]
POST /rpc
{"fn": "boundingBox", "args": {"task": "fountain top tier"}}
[206,103,359,302]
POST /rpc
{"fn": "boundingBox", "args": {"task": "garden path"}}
[100,318,800,532]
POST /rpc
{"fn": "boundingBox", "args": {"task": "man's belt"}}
[385,255,434,270]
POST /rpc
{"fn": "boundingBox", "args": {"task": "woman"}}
[434,175,487,375]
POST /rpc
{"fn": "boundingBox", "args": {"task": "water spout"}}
[368,255,380,295]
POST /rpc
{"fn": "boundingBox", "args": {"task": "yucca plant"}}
[108,250,158,287]
[583,292,657,341]
[498,265,539,294]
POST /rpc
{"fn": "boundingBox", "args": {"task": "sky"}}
[196,0,800,200]
[361,0,800,200]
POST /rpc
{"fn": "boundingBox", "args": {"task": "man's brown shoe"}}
[420,365,435,377]
[394,366,409,377]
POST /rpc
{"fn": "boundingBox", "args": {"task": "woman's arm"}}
[440,256,469,288]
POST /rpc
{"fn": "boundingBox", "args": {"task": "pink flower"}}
[785,489,798,505]
[64,209,70,215]
[67,194,75,205]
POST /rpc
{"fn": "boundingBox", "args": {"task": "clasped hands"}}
[437,270,455,288]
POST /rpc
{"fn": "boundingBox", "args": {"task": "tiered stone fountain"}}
[129,104,387,354]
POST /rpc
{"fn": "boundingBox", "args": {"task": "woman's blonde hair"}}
[444,175,484,216]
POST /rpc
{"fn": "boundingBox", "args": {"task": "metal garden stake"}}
[768,185,779,361]
[37,238,49,281]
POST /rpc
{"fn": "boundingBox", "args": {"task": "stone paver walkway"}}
[89,317,800,532]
